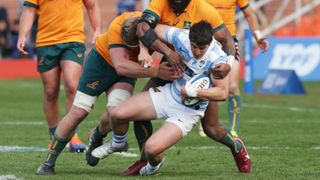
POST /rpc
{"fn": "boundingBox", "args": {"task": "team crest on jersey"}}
[38,57,44,66]
[183,21,191,29]
[199,60,206,68]
[87,81,99,90]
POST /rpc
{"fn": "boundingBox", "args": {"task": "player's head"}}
[168,0,191,14]
[189,21,213,59]
[121,16,140,48]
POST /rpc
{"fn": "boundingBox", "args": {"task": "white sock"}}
[146,161,162,172]
[111,132,127,148]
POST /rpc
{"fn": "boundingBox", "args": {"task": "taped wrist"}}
[139,13,158,29]
[185,81,198,97]
[140,29,158,47]
[253,30,262,41]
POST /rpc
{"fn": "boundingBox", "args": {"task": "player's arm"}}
[17,5,36,55]
[242,5,269,52]
[136,13,184,75]
[196,74,229,101]
[110,47,178,81]
[83,0,102,43]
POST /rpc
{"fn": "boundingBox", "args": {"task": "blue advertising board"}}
[254,37,320,81]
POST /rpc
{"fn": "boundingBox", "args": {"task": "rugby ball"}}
[183,73,212,106]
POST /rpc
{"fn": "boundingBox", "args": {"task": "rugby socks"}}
[134,121,153,161]
[46,132,70,166]
[92,126,107,141]
[146,161,162,172]
[112,132,128,148]
[218,129,242,154]
[228,96,241,136]
[48,127,56,139]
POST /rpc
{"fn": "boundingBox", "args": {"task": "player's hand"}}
[180,86,188,99]
[210,63,231,79]
[138,52,153,68]
[157,62,182,81]
[17,37,28,55]
[257,37,269,52]
[165,51,185,76]
[235,42,240,61]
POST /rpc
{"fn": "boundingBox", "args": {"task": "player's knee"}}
[202,120,226,141]
[144,140,161,157]
[109,107,127,121]
[228,81,240,96]
[69,105,89,122]
[44,87,59,102]
[64,82,78,97]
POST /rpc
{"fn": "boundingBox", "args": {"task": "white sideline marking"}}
[0,145,319,154]
[0,175,22,180]
[1,121,98,126]
[114,152,139,158]
[2,122,45,125]
[243,103,315,112]
[0,146,139,158]
[0,146,47,152]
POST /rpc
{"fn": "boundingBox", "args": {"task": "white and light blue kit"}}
[149,27,228,136]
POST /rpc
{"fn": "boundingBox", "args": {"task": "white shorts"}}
[149,84,203,136]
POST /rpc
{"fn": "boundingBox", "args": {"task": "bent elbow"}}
[114,64,127,76]
[220,93,228,101]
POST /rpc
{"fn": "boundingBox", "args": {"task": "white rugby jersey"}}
[164,27,228,110]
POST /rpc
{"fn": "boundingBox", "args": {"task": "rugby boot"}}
[36,162,55,176]
[121,160,147,176]
[233,137,251,173]
[92,140,128,159]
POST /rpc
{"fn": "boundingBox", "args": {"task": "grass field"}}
[0,78,319,180]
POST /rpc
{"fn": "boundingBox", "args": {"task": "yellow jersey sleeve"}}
[24,0,85,47]
[95,12,142,65]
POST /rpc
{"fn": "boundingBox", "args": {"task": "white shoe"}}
[91,140,128,159]
[139,159,164,176]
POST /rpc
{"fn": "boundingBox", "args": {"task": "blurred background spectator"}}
[116,0,137,15]
[0,6,12,58]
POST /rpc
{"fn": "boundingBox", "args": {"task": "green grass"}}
[0,79,319,179]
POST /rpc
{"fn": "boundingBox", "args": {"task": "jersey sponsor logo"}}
[87,81,99,90]
[269,43,320,77]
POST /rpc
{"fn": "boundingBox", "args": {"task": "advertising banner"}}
[254,37,320,81]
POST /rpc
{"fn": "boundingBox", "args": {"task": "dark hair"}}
[121,16,140,47]
[189,21,213,46]
[168,0,191,14]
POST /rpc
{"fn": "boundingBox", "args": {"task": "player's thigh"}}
[145,122,183,154]
[37,45,61,73]
[60,42,85,88]
[77,48,124,97]
[40,67,61,96]
[112,91,157,121]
